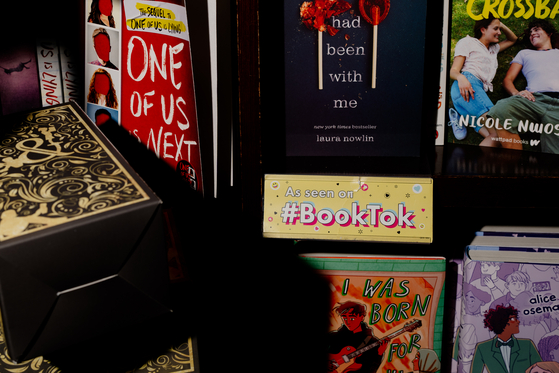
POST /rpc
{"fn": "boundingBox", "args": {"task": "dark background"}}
[283,0,429,158]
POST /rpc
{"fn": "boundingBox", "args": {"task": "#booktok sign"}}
[284,0,429,157]
[262,175,433,243]
[85,0,203,192]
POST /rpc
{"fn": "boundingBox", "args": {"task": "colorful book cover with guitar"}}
[299,253,446,373]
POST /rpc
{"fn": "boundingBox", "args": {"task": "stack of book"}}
[450,226,559,373]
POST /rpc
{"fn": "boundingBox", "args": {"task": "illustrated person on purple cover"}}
[462,283,493,342]
[456,324,477,373]
[527,361,559,373]
[90,28,118,70]
[327,301,389,373]
[538,335,559,363]
[469,261,508,312]
[487,19,559,153]
[471,305,542,373]
[490,270,531,310]
[448,14,518,145]
[512,291,552,347]
[88,0,116,28]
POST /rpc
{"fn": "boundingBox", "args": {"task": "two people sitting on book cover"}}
[449,14,518,146]
[449,14,559,154]
[327,301,440,373]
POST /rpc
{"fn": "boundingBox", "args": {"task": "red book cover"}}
[85,0,203,193]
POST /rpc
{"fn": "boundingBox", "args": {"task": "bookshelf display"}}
[2,1,559,372]
[252,2,559,373]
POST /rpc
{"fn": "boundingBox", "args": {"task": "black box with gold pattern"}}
[0,101,170,362]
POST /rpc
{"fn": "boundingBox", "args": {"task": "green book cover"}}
[300,253,446,373]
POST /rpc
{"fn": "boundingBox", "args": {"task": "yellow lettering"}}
[525,0,535,18]
[536,0,551,17]
[514,0,527,17]
[551,0,559,17]
[465,0,557,20]
[483,0,501,18]
[467,0,483,20]
[498,0,515,17]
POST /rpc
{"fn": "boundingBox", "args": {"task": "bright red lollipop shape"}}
[360,0,390,24]
[360,0,390,88]
[300,0,351,90]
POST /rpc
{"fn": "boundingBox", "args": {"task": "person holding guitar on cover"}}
[327,301,389,373]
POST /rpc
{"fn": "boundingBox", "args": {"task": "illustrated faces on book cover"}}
[528,364,559,373]
[336,301,367,332]
[464,285,491,315]
[503,314,520,336]
[341,312,365,332]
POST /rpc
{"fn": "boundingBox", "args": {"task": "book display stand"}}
[2,1,559,372]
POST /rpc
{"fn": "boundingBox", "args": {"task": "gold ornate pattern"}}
[0,326,196,372]
[0,104,149,241]
[0,326,60,372]
[126,340,197,373]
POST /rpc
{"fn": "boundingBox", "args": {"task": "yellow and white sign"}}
[263,174,433,243]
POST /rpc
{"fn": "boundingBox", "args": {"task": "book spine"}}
[445,259,463,373]
[436,0,449,145]
[456,252,475,373]
[36,40,64,107]
[59,43,82,105]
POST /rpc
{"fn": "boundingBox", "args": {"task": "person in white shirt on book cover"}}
[449,14,517,144]
[488,19,559,153]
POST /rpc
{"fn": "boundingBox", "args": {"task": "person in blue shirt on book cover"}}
[470,304,542,373]
[487,19,559,153]
[448,14,517,144]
